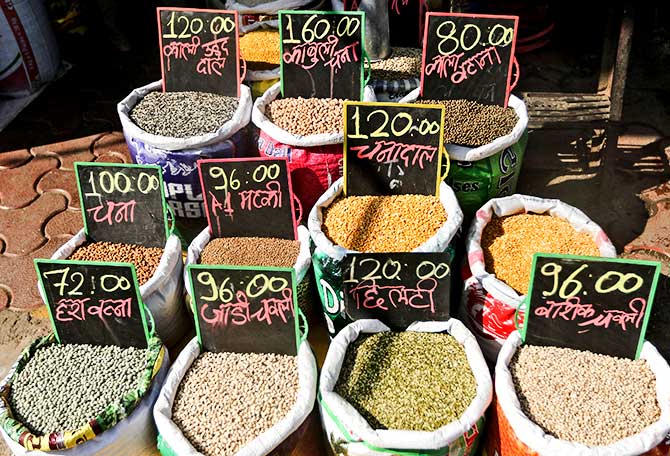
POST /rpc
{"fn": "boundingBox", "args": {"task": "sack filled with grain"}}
[460,194,617,362]
[309,178,463,337]
[240,20,280,90]
[484,331,670,456]
[320,319,492,456]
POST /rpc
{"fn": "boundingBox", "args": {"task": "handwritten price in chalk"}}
[348,107,441,140]
[435,21,513,56]
[42,267,133,297]
[345,257,451,283]
[540,262,645,299]
[162,11,235,39]
[282,14,360,44]
[208,163,282,191]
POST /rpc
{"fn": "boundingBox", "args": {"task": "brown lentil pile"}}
[416,99,518,146]
[511,345,661,446]
[69,241,163,285]
[336,332,477,431]
[322,195,446,252]
[371,47,422,80]
[172,351,299,456]
[200,237,300,268]
[266,97,344,136]
[240,29,280,71]
[482,214,600,294]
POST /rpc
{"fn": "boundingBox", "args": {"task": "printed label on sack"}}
[35,260,150,348]
[157,7,240,95]
[75,163,169,248]
[421,12,518,106]
[343,101,446,196]
[523,254,662,359]
[187,264,299,355]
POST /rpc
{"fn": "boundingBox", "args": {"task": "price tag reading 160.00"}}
[523,254,662,359]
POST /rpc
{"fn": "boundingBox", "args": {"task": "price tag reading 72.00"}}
[35,259,150,348]
[523,254,662,359]
[188,265,299,355]
[344,102,446,196]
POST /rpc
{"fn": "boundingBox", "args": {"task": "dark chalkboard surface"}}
[342,252,451,330]
[188,264,299,355]
[198,158,297,240]
[35,259,150,348]
[157,7,240,96]
[421,12,518,106]
[343,101,445,196]
[75,163,169,248]
[279,10,365,100]
[523,254,661,359]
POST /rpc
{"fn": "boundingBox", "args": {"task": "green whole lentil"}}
[9,344,148,435]
[200,237,301,268]
[335,332,477,431]
[130,91,239,138]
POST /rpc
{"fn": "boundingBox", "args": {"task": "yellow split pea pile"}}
[239,29,280,71]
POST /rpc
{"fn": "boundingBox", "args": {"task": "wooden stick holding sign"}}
[522,253,662,359]
[421,12,519,106]
[74,163,169,248]
[197,157,298,240]
[35,259,151,348]
[279,10,366,100]
[157,7,241,96]
[187,265,299,355]
[343,101,446,196]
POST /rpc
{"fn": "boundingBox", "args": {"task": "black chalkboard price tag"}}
[187,264,299,355]
[279,10,365,100]
[522,254,662,359]
[342,252,451,330]
[421,12,519,106]
[157,7,240,96]
[75,163,169,248]
[197,158,298,240]
[343,101,446,196]
[35,259,150,348]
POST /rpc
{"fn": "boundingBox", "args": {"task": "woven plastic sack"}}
[46,229,189,348]
[117,81,253,220]
[484,331,670,456]
[252,82,376,213]
[0,0,60,96]
[0,335,169,455]
[459,194,618,363]
[309,178,463,336]
[154,336,318,456]
[400,89,529,218]
[319,319,492,455]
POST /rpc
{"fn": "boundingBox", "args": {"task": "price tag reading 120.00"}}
[35,260,150,348]
[187,265,299,355]
[523,254,662,359]
[279,10,365,100]
[344,101,446,196]
[158,7,240,95]
[75,163,169,248]
[421,12,518,106]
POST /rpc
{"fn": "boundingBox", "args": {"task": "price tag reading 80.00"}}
[523,253,662,359]
[35,259,150,348]
[187,264,299,355]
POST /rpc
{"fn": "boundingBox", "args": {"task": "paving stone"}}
[94,151,131,163]
[31,133,105,170]
[0,193,67,255]
[93,132,131,162]
[44,208,83,238]
[0,288,8,311]
[37,168,80,209]
[0,156,59,208]
[0,149,31,169]
[0,236,72,311]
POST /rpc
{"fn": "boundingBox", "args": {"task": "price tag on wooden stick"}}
[421,12,518,106]
[35,259,150,348]
[187,265,299,355]
[343,101,446,196]
[157,7,240,95]
[522,254,662,359]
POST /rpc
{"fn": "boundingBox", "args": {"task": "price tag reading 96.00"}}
[344,102,446,196]
[523,254,662,359]
[279,10,365,100]
[421,13,518,106]
[35,259,150,348]
[187,265,299,355]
